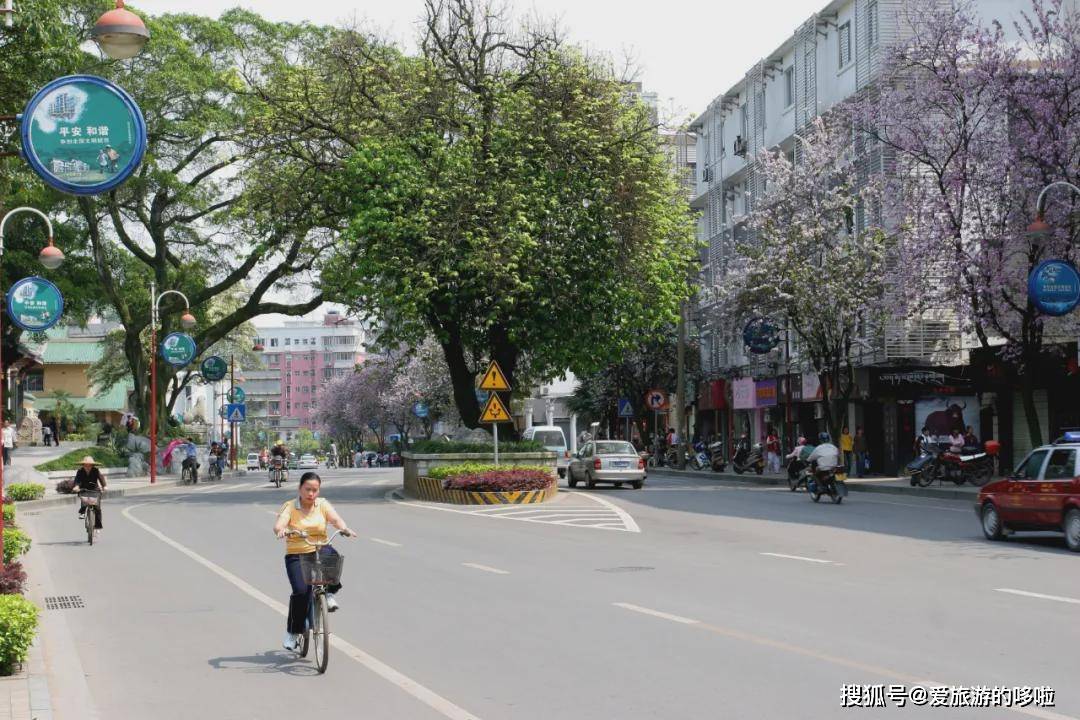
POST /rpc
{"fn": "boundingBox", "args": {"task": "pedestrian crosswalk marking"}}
[388,490,640,532]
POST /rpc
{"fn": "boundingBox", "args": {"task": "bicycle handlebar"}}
[282,528,353,547]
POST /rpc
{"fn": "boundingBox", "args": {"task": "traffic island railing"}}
[404,474,558,505]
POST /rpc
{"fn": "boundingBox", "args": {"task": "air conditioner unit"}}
[539,386,549,396]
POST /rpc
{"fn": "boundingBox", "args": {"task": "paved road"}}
[21,467,1080,720]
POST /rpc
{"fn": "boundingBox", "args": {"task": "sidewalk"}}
[649,465,987,501]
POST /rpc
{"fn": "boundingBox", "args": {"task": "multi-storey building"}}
[688,0,1040,473]
[251,311,369,439]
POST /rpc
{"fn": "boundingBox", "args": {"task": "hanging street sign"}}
[21,75,148,196]
[743,317,781,354]
[6,276,64,332]
[228,386,246,403]
[1028,259,1080,317]
[645,389,669,412]
[226,403,246,423]
[200,355,228,382]
[368,420,379,431]
[479,393,512,423]
[161,332,197,367]
[617,398,634,417]
[479,360,511,391]
[412,401,430,418]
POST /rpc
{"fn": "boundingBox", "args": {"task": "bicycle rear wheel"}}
[85,506,94,545]
[313,593,329,673]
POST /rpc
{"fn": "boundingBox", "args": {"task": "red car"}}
[976,434,1080,552]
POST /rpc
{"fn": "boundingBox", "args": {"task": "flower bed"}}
[410,439,544,454]
[430,464,553,492]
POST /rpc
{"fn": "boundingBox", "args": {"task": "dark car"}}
[976,433,1080,552]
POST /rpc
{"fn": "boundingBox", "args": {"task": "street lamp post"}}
[0,207,64,566]
[1027,181,1080,240]
[149,282,195,484]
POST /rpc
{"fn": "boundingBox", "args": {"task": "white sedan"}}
[298,454,319,470]
[567,440,645,489]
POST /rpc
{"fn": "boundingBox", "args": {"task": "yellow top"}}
[278,498,335,554]
[840,433,854,452]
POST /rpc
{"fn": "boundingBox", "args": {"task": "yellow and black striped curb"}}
[404,475,558,505]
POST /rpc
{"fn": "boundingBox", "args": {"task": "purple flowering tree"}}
[864,0,1080,445]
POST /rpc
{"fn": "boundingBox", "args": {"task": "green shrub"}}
[409,439,546,454]
[2,504,14,526]
[427,463,549,480]
[34,447,125,473]
[2,527,31,565]
[0,595,39,675]
[4,484,44,502]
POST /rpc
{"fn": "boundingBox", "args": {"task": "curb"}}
[11,473,245,510]
[648,467,982,502]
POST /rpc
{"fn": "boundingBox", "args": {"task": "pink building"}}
[251,311,367,439]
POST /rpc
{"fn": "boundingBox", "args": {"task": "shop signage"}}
[742,318,781,354]
[161,332,197,367]
[6,276,64,332]
[200,355,228,382]
[801,373,824,402]
[755,379,778,407]
[1029,259,1080,316]
[21,75,148,196]
[732,378,756,410]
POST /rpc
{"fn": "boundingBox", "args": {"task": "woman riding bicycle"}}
[74,455,107,530]
[273,471,355,651]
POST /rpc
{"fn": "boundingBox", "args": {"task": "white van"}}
[522,425,569,477]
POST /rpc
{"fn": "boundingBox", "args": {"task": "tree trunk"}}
[440,335,482,429]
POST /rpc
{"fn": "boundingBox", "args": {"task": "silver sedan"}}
[567,440,645,489]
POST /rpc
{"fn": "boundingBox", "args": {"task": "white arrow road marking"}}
[123,504,482,720]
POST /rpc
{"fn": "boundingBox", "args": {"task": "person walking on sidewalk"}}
[854,426,868,477]
[765,428,781,473]
[1,420,14,466]
[42,422,52,446]
[839,426,854,475]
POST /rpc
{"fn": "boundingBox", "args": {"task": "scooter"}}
[731,442,766,475]
[807,467,847,504]
[708,441,727,472]
[690,441,711,471]
[787,458,810,491]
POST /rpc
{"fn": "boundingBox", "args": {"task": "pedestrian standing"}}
[839,426,854,475]
[42,422,53,446]
[765,427,781,473]
[49,418,60,446]
[854,426,868,477]
[2,421,14,466]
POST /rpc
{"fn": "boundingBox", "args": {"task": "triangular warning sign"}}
[479,393,512,423]
[479,360,511,391]
[229,408,244,422]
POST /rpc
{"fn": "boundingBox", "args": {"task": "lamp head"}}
[180,312,196,329]
[91,0,150,60]
[39,241,65,270]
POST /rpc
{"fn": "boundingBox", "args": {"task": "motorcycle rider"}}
[785,436,810,479]
[806,432,841,489]
[270,439,290,481]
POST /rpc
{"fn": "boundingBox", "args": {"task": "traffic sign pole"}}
[494,423,499,467]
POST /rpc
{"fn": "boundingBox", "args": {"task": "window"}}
[784,66,795,108]
[839,21,852,68]
[270,338,278,347]
[739,103,748,139]
[323,368,333,379]
[1044,449,1076,480]
[285,387,291,397]
[284,338,291,346]
[324,353,333,363]
[322,336,332,347]
[867,0,878,47]
[335,352,352,361]
[23,372,44,392]
[757,90,766,128]
[335,336,355,346]
[270,401,280,413]
[1014,450,1048,480]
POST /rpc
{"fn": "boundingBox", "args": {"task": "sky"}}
[131,0,826,326]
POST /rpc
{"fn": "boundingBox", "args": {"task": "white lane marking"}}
[612,602,700,625]
[122,504,483,720]
[760,552,841,565]
[373,478,400,486]
[995,588,1080,606]
[370,537,402,547]
[461,563,509,575]
[568,492,641,533]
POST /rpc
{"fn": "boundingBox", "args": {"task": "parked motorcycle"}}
[907,444,996,487]
[708,441,727,472]
[731,442,765,475]
[807,467,847,504]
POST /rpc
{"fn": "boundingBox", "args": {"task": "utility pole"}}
[675,300,688,469]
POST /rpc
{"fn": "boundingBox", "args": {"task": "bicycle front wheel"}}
[313,594,329,674]
[85,507,94,545]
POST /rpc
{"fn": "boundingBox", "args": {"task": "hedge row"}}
[427,463,549,480]
[0,495,35,675]
[4,484,45,502]
[409,439,545,454]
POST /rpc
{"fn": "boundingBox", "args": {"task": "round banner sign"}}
[228,386,246,403]
[743,318,781,354]
[1028,260,1080,317]
[200,355,228,382]
[6,276,64,332]
[161,332,197,367]
[21,75,147,196]
[412,401,429,418]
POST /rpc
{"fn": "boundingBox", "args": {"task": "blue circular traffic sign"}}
[1028,259,1080,316]
[412,401,429,418]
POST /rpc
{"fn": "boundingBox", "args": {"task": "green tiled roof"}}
[33,382,132,412]
[41,340,104,365]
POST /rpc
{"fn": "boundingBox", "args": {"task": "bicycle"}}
[78,490,101,545]
[208,456,223,481]
[181,459,198,485]
[283,529,349,673]
[269,459,286,488]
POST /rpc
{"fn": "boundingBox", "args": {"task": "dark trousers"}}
[284,547,342,634]
[2,447,8,465]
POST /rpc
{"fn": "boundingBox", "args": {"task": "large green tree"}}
[254,0,696,430]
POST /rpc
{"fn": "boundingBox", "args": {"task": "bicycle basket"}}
[299,552,345,586]
[79,491,101,506]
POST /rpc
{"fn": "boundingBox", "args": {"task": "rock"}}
[127,454,147,477]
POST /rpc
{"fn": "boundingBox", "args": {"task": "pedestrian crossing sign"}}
[479,360,511,392]
[617,398,634,417]
[479,393,512,423]
[226,403,246,423]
